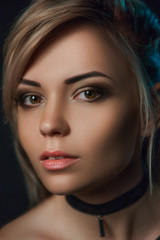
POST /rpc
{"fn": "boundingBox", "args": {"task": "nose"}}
[39,101,70,137]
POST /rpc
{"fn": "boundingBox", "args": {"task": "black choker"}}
[66,175,148,238]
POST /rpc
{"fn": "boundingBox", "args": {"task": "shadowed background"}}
[0,0,160,227]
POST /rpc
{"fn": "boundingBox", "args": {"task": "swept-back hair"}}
[3,0,160,205]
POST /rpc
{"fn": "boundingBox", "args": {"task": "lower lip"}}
[40,158,79,170]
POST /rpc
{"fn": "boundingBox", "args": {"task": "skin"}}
[0,23,160,240]
[17,23,141,201]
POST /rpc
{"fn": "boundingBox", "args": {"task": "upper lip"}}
[40,150,79,160]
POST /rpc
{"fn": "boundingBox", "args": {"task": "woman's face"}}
[16,24,141,198]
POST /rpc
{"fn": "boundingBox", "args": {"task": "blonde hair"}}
[3,0,160,205]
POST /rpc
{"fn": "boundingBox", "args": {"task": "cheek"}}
[72,103,139,184]
[73,99,139,162]
[17,112,44,176]
[17,111,41,154]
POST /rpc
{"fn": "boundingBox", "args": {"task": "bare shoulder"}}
[0,205,41,240]
[0,196,59,240]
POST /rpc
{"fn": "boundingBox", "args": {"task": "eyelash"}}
[16,93,46,108]
[73,87,106,102]
[15,86,108,108]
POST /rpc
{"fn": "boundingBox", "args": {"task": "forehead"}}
[23,23,132,86]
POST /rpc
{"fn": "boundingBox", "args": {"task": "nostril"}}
[39,118,70,137]
[41,130,63,137]
[39,104,70,137]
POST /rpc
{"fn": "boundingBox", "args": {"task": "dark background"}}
[0,0,160,227]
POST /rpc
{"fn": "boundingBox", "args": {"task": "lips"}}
[40,150,79,170]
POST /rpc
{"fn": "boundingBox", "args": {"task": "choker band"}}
[66,175,148,238]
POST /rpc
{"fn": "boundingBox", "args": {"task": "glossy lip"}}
[40,150,79,170]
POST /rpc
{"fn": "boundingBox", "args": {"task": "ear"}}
[141,82,160,137]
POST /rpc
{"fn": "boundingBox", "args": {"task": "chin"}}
[40,174,83,195]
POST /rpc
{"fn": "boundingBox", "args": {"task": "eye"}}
[16,93,46,108]
[84,90,97,99]
[74,88,102,102]
[26,95,41,104]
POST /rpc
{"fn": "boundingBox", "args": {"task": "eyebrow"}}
[19,79,41,87]
[19,71,113,87]
[64,71,113,84]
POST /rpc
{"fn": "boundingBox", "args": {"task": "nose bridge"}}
[39,96,69,136]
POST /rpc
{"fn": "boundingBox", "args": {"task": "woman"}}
[0,0,160,239]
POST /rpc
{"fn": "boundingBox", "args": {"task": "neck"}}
[100,191,149,240]
[66,174,149,238]
[50,181,159,240]
[66,174,148,214]
[73,158,143,204]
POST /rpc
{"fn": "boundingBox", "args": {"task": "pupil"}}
[31,96,39,103]
[86,90,92,96]
[85,90,95,99]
